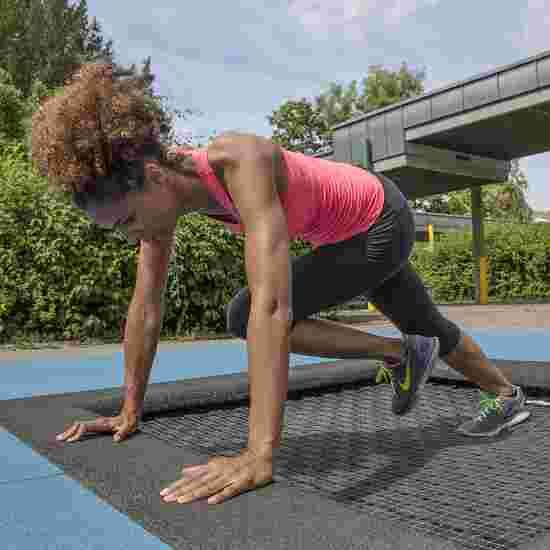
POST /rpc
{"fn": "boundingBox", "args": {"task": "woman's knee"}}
[225,288,250,339]
[399,314,462,357]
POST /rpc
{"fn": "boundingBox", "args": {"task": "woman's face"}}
[82,168,179,243]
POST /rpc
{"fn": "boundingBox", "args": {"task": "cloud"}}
[105,3,328,85]
[513,0,550,55]
[287,0,441,36]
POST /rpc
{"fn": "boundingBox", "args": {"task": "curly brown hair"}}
[31,61,194,197]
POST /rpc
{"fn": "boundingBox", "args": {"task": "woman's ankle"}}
[383,342,405,365]
[496,385,515,399]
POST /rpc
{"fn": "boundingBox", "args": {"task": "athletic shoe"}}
[377,334,440,415]
[457,385,531,437]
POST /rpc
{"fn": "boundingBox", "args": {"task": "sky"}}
[87,0,550,211]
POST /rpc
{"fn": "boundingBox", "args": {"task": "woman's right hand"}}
[56,411,140,443]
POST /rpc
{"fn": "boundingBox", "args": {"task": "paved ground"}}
[352,303,550,330]
[1,303,548,362]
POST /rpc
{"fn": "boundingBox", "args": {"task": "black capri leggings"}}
[224,174,462,357]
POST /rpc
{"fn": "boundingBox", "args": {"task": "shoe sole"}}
[394,337,440,415]
[457,409,532,438]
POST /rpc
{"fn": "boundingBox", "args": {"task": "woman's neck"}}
[171,169,212,215]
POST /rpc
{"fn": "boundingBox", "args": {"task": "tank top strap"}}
[174,147,242,228]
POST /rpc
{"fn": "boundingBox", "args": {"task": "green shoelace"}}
[478,391,504,418]
[376,365,394,385]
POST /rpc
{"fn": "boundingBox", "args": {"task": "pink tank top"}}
[185,147,385,249]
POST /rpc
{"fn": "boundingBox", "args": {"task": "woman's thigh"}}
[289,209,414,322]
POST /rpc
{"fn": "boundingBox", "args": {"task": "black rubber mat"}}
[139,378,550,550]
[2,358,550,550]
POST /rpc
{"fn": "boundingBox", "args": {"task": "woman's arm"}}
[122,230,175,417]
[208,133,292,456]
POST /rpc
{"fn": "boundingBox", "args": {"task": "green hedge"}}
[1,143,139,342]
[1,142,549,344]
[411,224,550,303]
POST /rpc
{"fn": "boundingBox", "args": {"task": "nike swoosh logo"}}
[399,365,412,391]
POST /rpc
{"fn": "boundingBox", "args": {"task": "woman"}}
[33,63,528,507]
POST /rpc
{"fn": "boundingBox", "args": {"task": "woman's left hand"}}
[160,448,274,505]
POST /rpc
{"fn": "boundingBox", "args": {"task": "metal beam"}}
[375,142,510,181]
[406,87,550,143]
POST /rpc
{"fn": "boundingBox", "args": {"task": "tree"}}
[0,1,200,153]
[0,0,115,149]
[315,64,425,126]
[357,63,425,112]
[268,99,330,154]
[483,161,533,223]
[84,16,114,61]
[0,0,113,98]
[314,80,361,129]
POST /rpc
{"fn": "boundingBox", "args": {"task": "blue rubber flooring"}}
[0,428,166,550]
[0,328,548,549]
